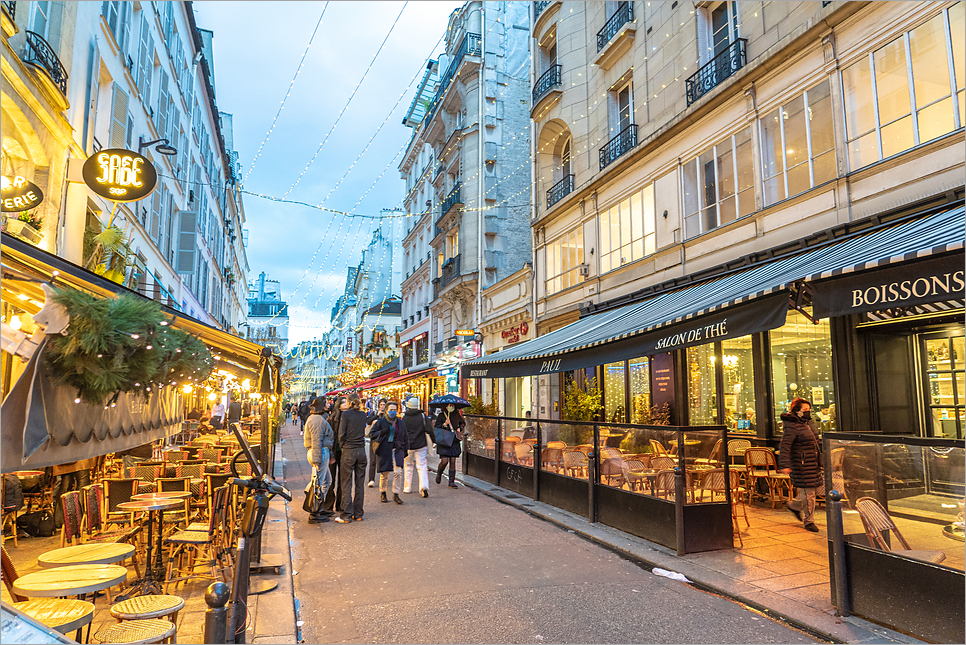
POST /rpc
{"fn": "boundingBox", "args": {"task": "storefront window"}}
[721,335,756,434]
[603,361,626,423]
[688,344,717,425]
[770,310,835,433]
[923,332,965,439]
[504,376,533,419]
[629,356,650,424]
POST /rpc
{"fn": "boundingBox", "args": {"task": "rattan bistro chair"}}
[854,497,946,564]
[744,448,792,508]
[164,486,231,593]
[562,451,588,478]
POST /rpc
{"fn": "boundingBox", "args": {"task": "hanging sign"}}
[82,149,158,202]
[1,176,44,212]
[455,329,475,336]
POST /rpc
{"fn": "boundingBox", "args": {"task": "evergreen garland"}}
[45,287,214,406]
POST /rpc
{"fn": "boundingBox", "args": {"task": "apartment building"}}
[246,271,288,357]
[2,0,248,331]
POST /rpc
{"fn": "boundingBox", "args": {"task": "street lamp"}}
[138,137,178,156]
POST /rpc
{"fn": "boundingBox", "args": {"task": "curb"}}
[454,473,924,645]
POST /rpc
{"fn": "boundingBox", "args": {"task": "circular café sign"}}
[1,175,44,212]
[82,149,158,202]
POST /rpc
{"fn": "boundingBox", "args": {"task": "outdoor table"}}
[12,563,128,598]
[38,543,136,569]
[942,523,965,542]
[12,598,95,636]
[117,498,182,596]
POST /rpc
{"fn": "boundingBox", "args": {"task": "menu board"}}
[1,602,78,644]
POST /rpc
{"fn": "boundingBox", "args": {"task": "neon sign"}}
[1,175,44,212]
[82,149,157,202]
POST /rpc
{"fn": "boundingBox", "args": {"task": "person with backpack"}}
[401,398,434,498]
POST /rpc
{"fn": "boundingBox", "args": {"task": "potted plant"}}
[4,210,44,244]
[560,377,602,445]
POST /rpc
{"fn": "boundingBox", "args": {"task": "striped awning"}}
[461,204,964,379]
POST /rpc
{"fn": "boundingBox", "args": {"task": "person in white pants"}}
[400,398,434,498]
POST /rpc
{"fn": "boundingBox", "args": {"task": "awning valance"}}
[461,203,964,379]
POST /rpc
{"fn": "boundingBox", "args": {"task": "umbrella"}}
[429,394,470,409]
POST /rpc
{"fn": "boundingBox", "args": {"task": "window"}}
[688,343,717,425]
[545,227,584,295]
[721,336,756,433]
[604,361,626,423]
[600,183,655,273]
[31,1,50,37]
[629,356,650,424]
[447,229,459,259]
[843,5,964,169]
[922,332,965,439]
[699,1,740,64]
[682,127,754,239]
[769,310,835,433]
[610,80,633,135]
[760,80,836,206]
[437,251,444,278]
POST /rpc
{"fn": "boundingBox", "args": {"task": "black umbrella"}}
[429,394,470,409]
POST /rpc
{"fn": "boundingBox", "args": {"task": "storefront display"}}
[770,310,835,432]
[629,356,650,424]
[722,336,756,433]
[603,361,626,423]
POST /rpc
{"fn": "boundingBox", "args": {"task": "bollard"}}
[204,581,230,644]
[828,490,850,617]
[674,466,686,556]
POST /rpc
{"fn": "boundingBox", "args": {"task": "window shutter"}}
[137,14,153,103]
[157,69,168,135]
[118,2,131,54]
[150,188,162,239]
[126,115,134,149]
[85,43,100,154]
[109,84,128,148]
[176,211,198,273]
[103,1,118,36]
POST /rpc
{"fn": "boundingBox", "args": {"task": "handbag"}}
[435,426,455,447]
[18,509,55,537]
[302,466,323,515]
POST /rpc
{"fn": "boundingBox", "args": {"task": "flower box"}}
[3,217,43,245]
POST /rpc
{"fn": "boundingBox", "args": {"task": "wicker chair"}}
[620,459,649,492]
[600,458,625,488]
[156,478,192,527]
[513,442,534,466]
[649,439,669,456]
[727,439,752,465]
[164,486,231,592]
[130,463,162,495]
[650,456,676,472]
[541,448,564,473]
[562,451,588,479]
[200,448,224,464]
[744,448,792,508]
[93,618,177,644]
[599,447,623,461]
[547,441,567,449]
[164,450,189,464]
[104,479,139,528]
[82,484,142,576]
[59,490,85,548]
[854,497,946,564]
[694,439,723,467]
[699,468,749,546]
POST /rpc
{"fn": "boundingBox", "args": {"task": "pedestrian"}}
[227,396,242,426]
[367,399,387,488]
[401,397,434,498]
[186,406,203,421]
[779,397,823,533]
[322,397,346,517]
[303,397,335,523]
[335,393,369,523]
[435,404,465,489]
[51,458,97,528]
[371,400,409,505]
[298,395,313,435]
[210,399,226,429]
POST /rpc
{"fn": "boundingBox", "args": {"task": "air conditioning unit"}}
[578,263,591,277]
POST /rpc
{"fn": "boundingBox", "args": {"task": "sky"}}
[192,1,463,348]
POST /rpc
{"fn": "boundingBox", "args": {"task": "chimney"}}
[258,272,266,300]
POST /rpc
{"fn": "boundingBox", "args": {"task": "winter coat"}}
[402,409,434,450]
[371,416,410,472]
[778,413,824,488]
[434,411,464,458]
[303,413,334,467]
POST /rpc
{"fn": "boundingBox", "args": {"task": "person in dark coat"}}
[370,401,409,505]
[366,399,387,488]
[779,397,823,532]
[401,398,435,498]
[322,397,345,517]
[434,405,464,489]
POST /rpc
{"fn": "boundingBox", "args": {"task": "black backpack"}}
[18,509,55,537]
[2,474,24,512]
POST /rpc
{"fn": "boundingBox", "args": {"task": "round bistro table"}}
[116,498,182,596]
[38,542,136,568]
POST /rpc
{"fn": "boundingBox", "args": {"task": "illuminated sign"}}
[455,329,475,336]
[1,176,44,212]
[82,149,158,202]
[500,321,530,344]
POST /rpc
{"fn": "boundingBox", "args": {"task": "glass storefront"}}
[688,343,717,425]
[603,361,626,423]
[769,309,835,432]
[923,331,965,439]
[629,356,650,424]
[722,335,756,434]
[504,376,533,419]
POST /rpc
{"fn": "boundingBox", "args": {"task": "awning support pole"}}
[791,281,819,324]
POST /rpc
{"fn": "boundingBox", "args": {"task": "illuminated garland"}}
[335,356,377,387]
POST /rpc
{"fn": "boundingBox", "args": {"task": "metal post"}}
[674,466,686,556]
[828,490,851,617]
[533,422,541,501]
[204,582,230,644]
[588,424,598,523]
[495,419,502,485]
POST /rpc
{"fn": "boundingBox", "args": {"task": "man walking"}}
[298,393,315,435]
[227,396,243,427]
[303,397,334,523]
[401,398,434,498]
[335,393,369,523]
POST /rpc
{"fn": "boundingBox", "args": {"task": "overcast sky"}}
[192,1,462,347]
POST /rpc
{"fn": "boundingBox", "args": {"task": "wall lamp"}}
[138,137,178,156]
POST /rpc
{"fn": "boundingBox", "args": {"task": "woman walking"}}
[371,401,409,504]
[779,397,823,533]
[367,399,387,488]
[435,404,464,489]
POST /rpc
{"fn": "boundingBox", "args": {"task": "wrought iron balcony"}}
[546,174,574,209]
[532,64,562,105]
[440,182,463,217]
[440,254,461,289]
[598,123,638,170]
[2,1,15,20]
[533,1,551,22]
[597,2,633,52]
[23,30,68,95]
[685,38,747,106]
[425,33,482,124]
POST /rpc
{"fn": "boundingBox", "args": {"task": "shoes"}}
[393,494,404,505]
[367,480,375,488]
[319,510,335,517]
[448,483,458,489]
[334,516,351,524]
[308,515,329,523]
[436,470,443,485]
[786,503,802,522]
[353,516,364,522]
[403,488,411,494]
[420,489,428,498]
[380,492,388,503]
[804,522,819,532]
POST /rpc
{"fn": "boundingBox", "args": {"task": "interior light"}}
[9,315,21,330]
[208,392,217,401]
[183,384,193,394]
[17,294,28,301]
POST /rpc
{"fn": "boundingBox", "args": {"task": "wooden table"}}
[117,498,183,596]
[13,598,96,636]
[38,543,136,568]
[12,564,128,598]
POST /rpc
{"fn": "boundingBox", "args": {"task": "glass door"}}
[921,331,965,439]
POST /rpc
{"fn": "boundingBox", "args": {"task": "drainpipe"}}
[477,1,486,342]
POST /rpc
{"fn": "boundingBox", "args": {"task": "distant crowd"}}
[286,393,464,524]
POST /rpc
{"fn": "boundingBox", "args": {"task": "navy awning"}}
[462,204,964,379]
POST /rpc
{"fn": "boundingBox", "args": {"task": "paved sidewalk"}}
[454,472,924,645]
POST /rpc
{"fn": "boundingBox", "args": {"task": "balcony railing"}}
[425,33,482,124]
[439,254,461,291]
[597,2,633,52]
[533,1,551,22]
[532,64,562,105]
[23,31,68,95]
[598,124,637,170]
[2,1,15,20]
[440,182,463,218]
[685,38,747,106]
[546,174,574,209]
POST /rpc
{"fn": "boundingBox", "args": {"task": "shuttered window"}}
[109,84,128,148]
[176,211,197,274]
[156,69,169,137]
[136,13,153,104]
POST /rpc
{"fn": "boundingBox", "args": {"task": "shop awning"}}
[374,367,436,388]
[461,204,964,379]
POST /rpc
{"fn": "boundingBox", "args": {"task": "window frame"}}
[545,226,584,296]
[682,126,755,240]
